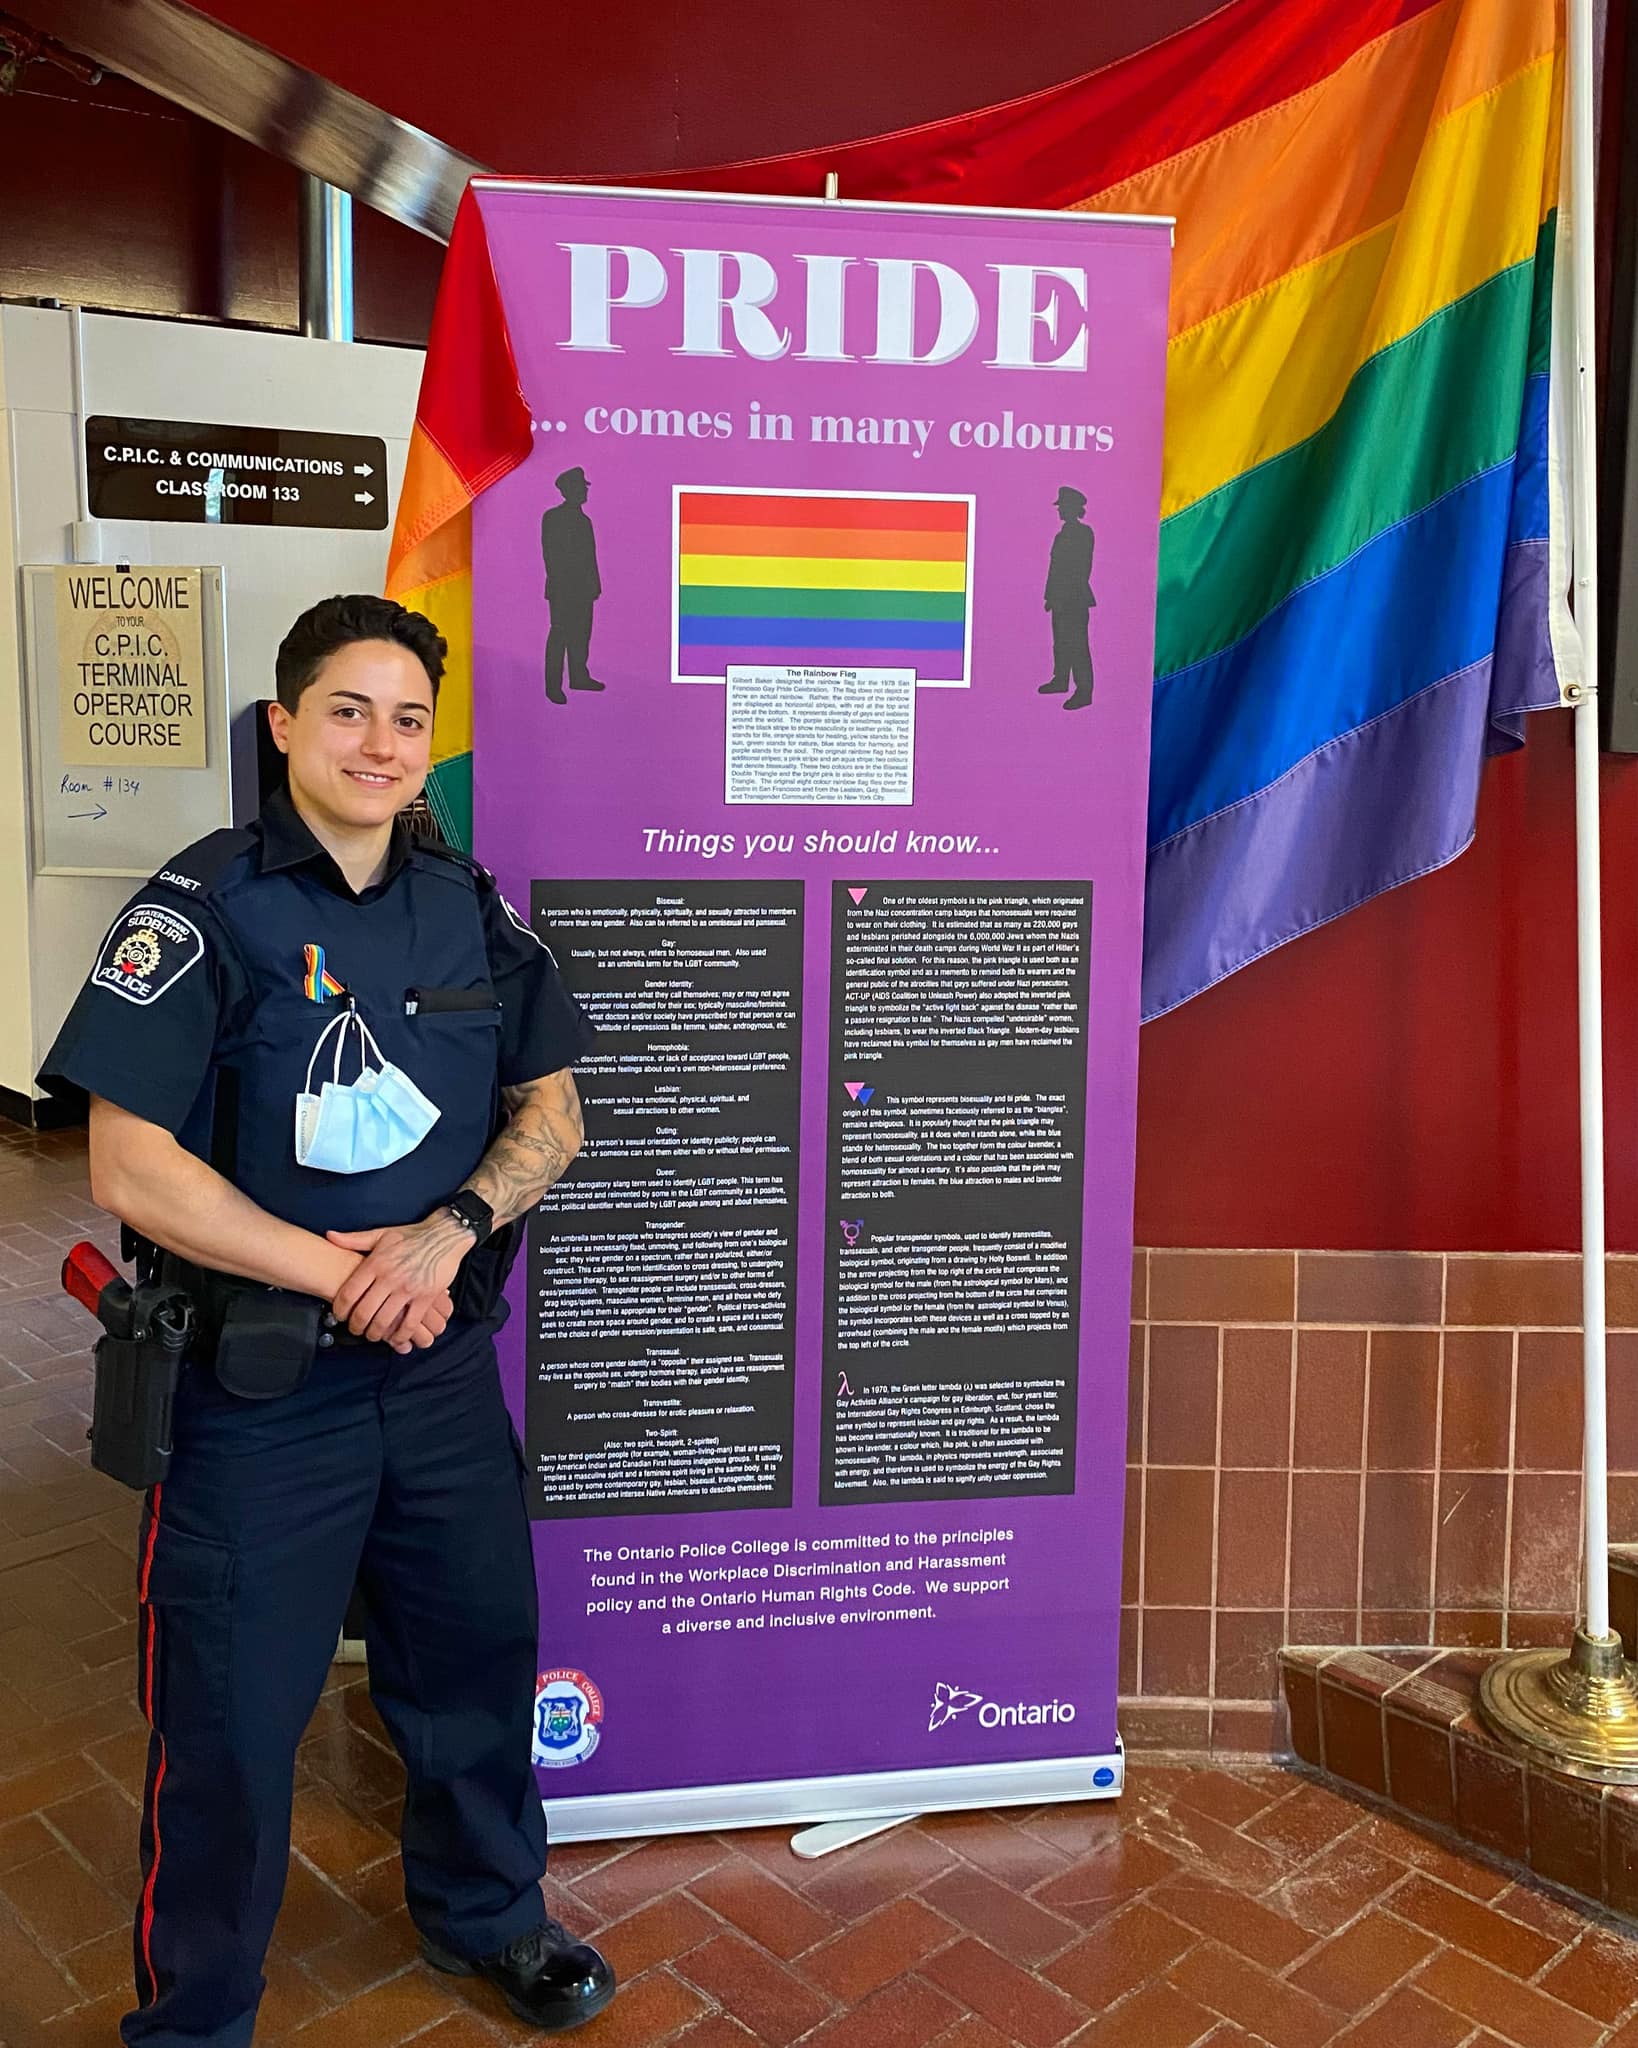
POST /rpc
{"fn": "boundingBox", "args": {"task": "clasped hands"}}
[324,1211,473,1353]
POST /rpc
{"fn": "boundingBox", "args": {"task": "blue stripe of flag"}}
[1509,372,1549,547]
[1149,457,1517,844]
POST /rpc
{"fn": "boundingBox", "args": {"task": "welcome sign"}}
[466,182,1170,1836]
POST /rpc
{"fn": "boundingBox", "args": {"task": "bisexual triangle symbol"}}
[844,1083,875,1105]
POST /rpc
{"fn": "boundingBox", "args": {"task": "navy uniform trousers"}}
[125,1320,547,2048]
[1048,605,1093,697]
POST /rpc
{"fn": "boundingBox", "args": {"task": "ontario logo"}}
[532,1669,603,1768]
[928,1681,1077,1733]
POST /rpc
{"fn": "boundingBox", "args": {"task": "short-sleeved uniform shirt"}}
[39,786,592,1237]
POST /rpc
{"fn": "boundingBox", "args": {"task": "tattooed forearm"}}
[465,1069,585,1226]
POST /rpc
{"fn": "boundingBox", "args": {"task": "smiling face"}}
[266,639,435,836]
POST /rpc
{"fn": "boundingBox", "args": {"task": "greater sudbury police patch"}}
[92,903,204,1006]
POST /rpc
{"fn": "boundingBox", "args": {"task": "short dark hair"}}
[274,594,447,711]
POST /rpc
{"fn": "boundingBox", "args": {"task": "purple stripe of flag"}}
[1141,540,1561,1020]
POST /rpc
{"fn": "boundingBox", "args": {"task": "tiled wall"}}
[1121,1249,1638,1754]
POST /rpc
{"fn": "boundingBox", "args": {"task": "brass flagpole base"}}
[1479,1629,1638,1782]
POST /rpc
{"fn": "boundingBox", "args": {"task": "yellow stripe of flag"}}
[1162,46,1559,518]
[678,553,968,592]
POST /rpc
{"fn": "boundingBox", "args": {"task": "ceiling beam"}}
[16,0,487,239]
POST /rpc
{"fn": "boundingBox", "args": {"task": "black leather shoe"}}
[421,1918,616,2032]
[1038,677,1069,694]
[569,676,607,692]
[1063,690,1093,710]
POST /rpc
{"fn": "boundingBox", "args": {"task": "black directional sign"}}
[86,416,389,530]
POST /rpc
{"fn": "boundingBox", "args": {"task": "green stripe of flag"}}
[1527,209,1555,381]
[425,755,473,851]
[1156,220,1552,682]
[678,586,966,622]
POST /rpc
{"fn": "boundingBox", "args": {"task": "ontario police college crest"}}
[531,1669,603,1768]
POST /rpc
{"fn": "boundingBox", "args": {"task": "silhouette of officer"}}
[542,466,604,704]
[1039,486,1095,712]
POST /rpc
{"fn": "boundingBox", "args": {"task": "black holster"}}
[89,1282,193,1490]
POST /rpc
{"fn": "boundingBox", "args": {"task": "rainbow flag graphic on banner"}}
[674,489,974,684]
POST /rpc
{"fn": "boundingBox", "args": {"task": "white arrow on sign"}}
[352,463,374,476]
[354,492,375,505]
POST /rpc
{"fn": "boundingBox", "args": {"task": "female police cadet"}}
[40,595,615,2043]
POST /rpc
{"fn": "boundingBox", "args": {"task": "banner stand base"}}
[790,1813,915,1860]
[541,1745,1124,1844]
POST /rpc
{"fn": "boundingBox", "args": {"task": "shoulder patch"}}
[91,903,206,1007]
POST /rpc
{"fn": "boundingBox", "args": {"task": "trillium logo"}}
[928,1682,983,1732]
[928,1681,1078,1732]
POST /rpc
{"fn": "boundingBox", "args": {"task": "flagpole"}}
[1570,0,1610,1652]
[1480,0,1638,1775]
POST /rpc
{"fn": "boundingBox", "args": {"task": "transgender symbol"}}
[839,1219,863,1247]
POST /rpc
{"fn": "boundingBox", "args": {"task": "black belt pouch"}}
[214,1291,323,1401]
[90,1333,179,1489]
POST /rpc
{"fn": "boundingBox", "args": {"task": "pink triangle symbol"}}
[848,887,867,905]
[845,1082,864,1101]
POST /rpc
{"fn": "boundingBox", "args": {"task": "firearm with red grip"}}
[61,1240,194,1489]
[62,1241,126,1326]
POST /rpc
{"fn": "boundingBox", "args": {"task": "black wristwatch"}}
[445,1189,494,1246]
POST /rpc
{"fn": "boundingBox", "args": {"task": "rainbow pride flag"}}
[674,489,973,683]
[387,0,1569,1017]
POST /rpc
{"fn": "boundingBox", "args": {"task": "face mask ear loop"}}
[305,1007,352,1098]
[336,1001,366,1086]
[331,1002,367,1088]
[354,1015,388,1078]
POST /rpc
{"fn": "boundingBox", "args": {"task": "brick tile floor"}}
[6,1123,1638,2045]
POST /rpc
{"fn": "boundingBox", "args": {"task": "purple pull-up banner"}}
[469,182,1171,1837]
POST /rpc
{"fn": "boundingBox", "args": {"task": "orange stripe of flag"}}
[677,522,969,561]
[1072,0,1556,339]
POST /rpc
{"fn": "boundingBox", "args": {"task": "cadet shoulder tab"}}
[411,840,493,888]
[149,827,256,900]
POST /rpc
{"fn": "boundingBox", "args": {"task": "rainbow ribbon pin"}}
[302,944,346,1003]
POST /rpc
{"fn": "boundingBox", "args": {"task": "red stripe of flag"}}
[680,493,968,532]
[409,191,533,500]
[631,0,1445,206]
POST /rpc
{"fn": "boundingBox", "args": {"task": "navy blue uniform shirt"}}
[39,786,592,1236]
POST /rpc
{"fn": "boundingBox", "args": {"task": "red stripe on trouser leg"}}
[139,1738,167,2002]
[140,1483,162,1603]
[138,1485,164,2006]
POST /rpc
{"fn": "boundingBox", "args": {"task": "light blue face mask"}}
[294,1006,441,1175]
